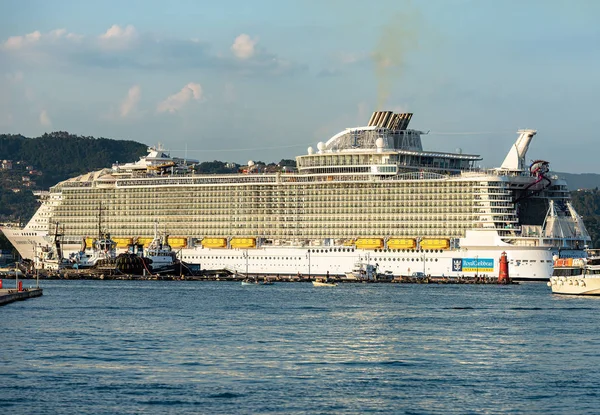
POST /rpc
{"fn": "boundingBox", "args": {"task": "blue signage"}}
[452,258,494,272]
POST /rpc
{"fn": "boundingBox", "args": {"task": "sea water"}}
[1,280,599,415]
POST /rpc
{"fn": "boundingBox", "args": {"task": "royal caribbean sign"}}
[452,258,494,272]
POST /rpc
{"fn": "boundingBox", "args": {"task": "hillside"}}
[0,132,148,188]
[556,172,600,191]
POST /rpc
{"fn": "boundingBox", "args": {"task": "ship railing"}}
[460,168,531,178]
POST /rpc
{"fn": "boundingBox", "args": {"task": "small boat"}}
[548,249,600,295]
[345,262,376,280]
[313,279,337,287]
[242,279,258,286]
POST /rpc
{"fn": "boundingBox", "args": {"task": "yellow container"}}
[84,238,95,248]
[113,237,133,248]
[387,238,416,249]
[420,239,450,250]
[355,238,384,250]
[230,238,256,249]
[168,237,187,248]
[201,238,228,248]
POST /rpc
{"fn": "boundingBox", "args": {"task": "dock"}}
[0,288,43,306]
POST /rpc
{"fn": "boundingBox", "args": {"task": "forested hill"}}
[0,132,148,188]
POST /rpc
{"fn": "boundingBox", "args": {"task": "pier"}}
[3,270,516,285]
[0,287,43,306]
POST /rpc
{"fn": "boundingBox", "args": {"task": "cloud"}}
[98,24,138,50]
[231,34,258,59]
[39,109,51,127]
[1,26,305,76]
[120,85,141,117]
[157,82,202,113]
[2,28,80,51]
[2,31,41,50]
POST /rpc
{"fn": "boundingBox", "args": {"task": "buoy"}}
[547,282,552,287]
[498,251,510,284]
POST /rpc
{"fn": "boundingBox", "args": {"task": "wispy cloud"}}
[157,82,202,113]
[39,109,51,127]
[120,85,141,117]
[2,30,42,50]
[2,28,80,51]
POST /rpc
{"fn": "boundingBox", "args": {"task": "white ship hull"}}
[177,246,554,280]
[549,277,600,295]
[0,226,48,260]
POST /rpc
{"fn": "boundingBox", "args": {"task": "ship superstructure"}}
[1,112,589,280]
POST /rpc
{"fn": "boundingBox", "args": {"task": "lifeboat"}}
[201,238,228,249]
[230,238,256,249]
[137,237,155,248]
[387,238,416,250]
[355,238,384,250]
[167,237,187,249]
[419,238,450,250]
[554,258,573,267]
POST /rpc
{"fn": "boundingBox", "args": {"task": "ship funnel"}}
[500,129,537,171]
[367,111,413,130]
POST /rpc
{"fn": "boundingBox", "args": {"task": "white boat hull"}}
[313,281,337,287]
[549,277,600,295]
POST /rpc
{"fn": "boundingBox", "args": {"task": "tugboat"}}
[69,233,117,269]
[117,224,184,275]
[144,233,181,274]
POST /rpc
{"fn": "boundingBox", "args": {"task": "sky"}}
[0,0,599,172]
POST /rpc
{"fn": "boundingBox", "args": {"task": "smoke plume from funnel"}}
[371,6,419,109]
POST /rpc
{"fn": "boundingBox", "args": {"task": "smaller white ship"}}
[548,249,600,295]
[345,262,377,280]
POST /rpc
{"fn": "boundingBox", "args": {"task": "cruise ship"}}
[1,111,590,280]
